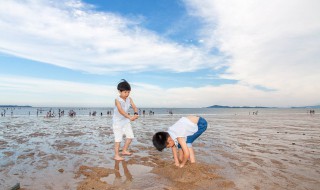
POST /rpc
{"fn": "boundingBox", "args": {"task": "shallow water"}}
[0,108,319,189]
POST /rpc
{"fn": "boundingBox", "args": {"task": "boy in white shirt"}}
[152,116,207,168]
[112,79,138,161]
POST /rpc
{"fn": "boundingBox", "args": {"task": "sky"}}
[0,0,319,108]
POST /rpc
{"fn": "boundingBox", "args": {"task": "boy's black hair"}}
[117,79,131,91]
[152,132,169,151]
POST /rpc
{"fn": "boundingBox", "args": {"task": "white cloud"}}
[184,0,320,105]
[1,75,316,107]
[0,0,220,74]
[0,75,115,107]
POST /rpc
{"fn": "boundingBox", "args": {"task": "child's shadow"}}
[113,160,133,187]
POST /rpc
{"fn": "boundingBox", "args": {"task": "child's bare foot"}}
[121,151,132,156]
[114,155,124,160]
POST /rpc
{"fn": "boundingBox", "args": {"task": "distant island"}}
[0,105,32,108]
[207,105,275,108]
[207,105,320,109]
[291,105,320,109]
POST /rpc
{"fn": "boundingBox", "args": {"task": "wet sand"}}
[0,112,319,189]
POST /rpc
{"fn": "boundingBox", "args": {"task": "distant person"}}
[152,116,207,168]
[112,79,139,161]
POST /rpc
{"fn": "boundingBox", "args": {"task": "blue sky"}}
[0,0,319,107]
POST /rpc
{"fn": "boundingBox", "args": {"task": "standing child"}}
[112,79,139,160]
[152,116,207,168]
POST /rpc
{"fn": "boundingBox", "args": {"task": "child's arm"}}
[177,137,190,168]
[171,145,180,166]
[130,98,139,120]
[130,98,138,113]
[115,99,133,120]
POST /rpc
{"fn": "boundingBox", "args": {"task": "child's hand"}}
[133,115,139,120]
[174,162,180,167]
[129,116,136,121]
[129,115,138,121]
[179,164,185,168]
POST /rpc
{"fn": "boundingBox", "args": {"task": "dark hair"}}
[152,132,169,151]
[117,79,131,91]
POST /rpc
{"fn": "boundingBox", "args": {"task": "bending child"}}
[112,79,139,160]
[152,116,207,168]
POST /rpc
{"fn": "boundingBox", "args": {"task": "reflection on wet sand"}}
[76,160,153,189]
[111,160,133,188]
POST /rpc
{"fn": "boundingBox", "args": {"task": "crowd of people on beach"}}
[68,110,76,117]
[1,109,6,117]
[249,110,259,115]
[1,108,13,117]
[0,108,161,117]
[309,109,316,114]
[2,107,318,118]
[45,109,65,118]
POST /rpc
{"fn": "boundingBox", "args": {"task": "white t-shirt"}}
[167,117,197,146]
[112,96,131,127]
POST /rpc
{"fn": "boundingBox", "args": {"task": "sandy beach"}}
[0,108,319,189]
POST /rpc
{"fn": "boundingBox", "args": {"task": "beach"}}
[0,108,319,190]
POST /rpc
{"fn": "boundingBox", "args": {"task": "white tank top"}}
[167,117,198,145]
[112,96,131,127]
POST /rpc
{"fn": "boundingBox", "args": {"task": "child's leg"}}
[178,147,195,163]
[122,138,132,155]
[187,117,208,143]
[122,123,134,155]
[114,142,124,160]
[188,147,195,163]
[178,149,183,162]
[113,124,124,160]
[177,117,207,162]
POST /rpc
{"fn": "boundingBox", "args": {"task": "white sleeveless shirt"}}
[112,96,131,127]
[167,117,198,145]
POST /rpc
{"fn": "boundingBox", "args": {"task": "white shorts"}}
[112,122,134,142]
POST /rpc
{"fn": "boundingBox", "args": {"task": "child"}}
[152,116,207,168]
[112,79,139,160]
